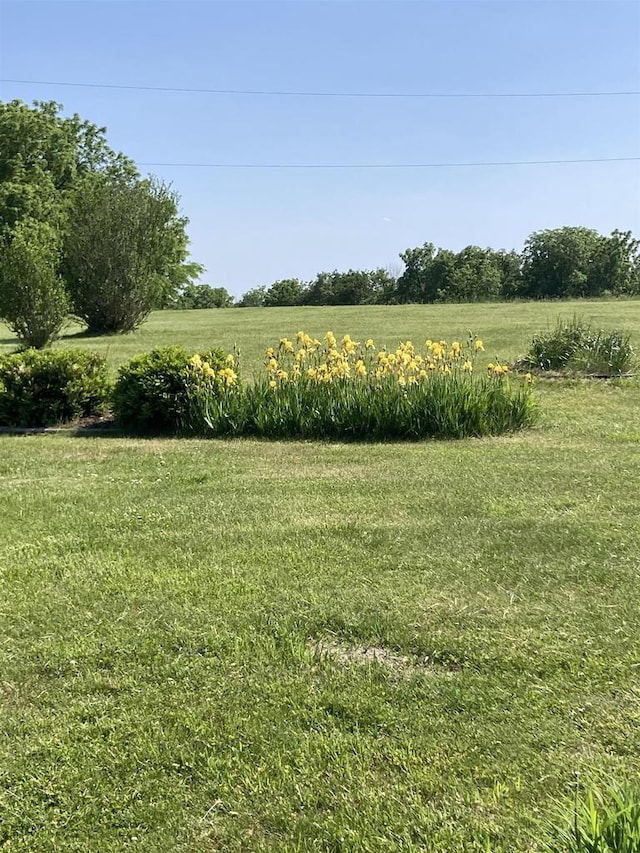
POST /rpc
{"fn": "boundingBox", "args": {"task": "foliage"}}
[0,348,109,426]
[544,784,640,853]
[516,316,636,376]
[112,345,236,434]
[237,285,267,308]
[63,175,197,334]
[0,218,70,348]
[195,331,536,440]
[166,283,234,310]
[304,268,395,306]
[0,100,202,333]
[0,99,136,238]
[520,227,640,299]
[593,229,640,296]
[396,243,520,303]
[263,278,307,307]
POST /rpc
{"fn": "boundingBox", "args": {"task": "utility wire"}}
[136,157,640,169]
[2,78,640,99]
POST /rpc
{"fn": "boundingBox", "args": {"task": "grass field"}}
[1,301,639,851]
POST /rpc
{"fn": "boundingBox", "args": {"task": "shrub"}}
[0,219,71,349]
[544,784,640,853]
[0,349,110,427]
[112,345,236,434]
[516,317,636,377]
[200,331,536,441]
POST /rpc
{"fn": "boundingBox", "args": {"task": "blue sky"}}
[1,0,639,297]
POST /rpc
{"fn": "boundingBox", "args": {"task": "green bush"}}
[112,345,235,434]
[516,316,636,377]
[0,218,71,349]
[545,784,640,853]
[0,349,110,427]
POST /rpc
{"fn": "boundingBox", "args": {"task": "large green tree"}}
[396,243,521,303]
[263,278,307,307]
[0,99,136,236]
[63,175,195,333]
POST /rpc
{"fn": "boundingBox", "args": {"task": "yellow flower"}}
[202,362,215,378]
[365,338,375,349]
[219,367,237,386]
[189,354,202,367]
[296,330,305,341]
[463,360,473,372]
[475,339,485,352]
[324,331,337,349]
[226,354,235,366]
[267,358,278,371]
[265,347,275,358]
[524,372,534,384]
[276,369,288,380]
[269,380,277,389]
[355,359,367,377]
[488,363,509,376]
[419,369,427,378]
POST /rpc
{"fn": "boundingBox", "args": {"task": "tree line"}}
[229,228,639,309]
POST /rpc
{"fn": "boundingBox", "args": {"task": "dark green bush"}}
[0,349,110,427]
[112,345,232,434]
[516,316,636,377]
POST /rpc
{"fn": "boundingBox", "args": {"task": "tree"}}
[237,286,267,307]
[0,99,136,237]
[0,218,70,348]
[592,230,640,296]
[520,227,604,299]
[396,244,454,303]
[168,283,234,309]
[263,278,306,307]
[63,175,195,333]
[396,243,521,303]
[0,100,202,333]
[304,269,394,306]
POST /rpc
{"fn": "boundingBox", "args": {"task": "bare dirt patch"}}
[309,637,457,677]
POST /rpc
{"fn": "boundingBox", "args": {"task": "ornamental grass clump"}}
[544,784,640,853]
[516,316,636,377]
[202,331,536,440]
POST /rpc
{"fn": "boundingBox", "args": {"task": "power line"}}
[2,78,640,99]
[136,157,640,169]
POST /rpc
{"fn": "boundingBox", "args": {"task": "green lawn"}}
[1,301,639,851]
[3,298,640,375]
